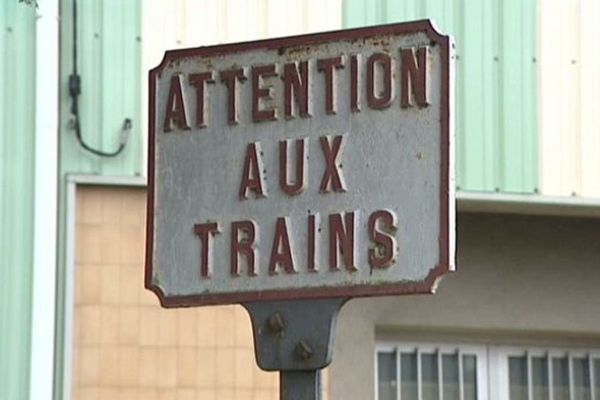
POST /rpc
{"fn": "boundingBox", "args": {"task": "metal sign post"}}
[243,298,347,399]
[146,20,454,399]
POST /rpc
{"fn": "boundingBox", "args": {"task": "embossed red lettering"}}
[193,222,219,278]
[231,220,257,276]
[220,68,245,124]
[189,72,215,128]
[366,53,392,109]
[319,135,346,193]
[163,74,190,132]
[350,54,360,112]
[279,138,307,196]
[328,212,356,271]
[283,61,310,119]
[239,142,267,199]
[307,214,318,272]
[401,47,428,108]
[317,56,343,114]
[268,217,296,275]
[368,210,397,269]
[252,64,277,122]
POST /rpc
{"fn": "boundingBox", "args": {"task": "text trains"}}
[193,210,398,279]
[163,47,429,131]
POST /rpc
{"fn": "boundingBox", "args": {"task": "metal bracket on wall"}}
[242,298,348,400]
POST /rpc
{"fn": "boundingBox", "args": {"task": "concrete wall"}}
[330,213,600,399]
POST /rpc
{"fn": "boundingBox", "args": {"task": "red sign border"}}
[146,20,453,307]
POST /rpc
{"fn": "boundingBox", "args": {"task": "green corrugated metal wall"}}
[54,1,142,398]
[59,0,142,177]
[0,3,36,399]
[343,0,538,193]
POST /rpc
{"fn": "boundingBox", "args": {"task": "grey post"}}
[243,298,348,400]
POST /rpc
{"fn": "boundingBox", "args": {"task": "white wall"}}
[539,0,600,197]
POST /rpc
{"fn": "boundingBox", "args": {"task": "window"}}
[376,343,488,400]
[491,347,600,400]
[376,343,600,400]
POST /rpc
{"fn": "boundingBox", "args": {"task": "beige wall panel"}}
[140,0,342,174]
[540,0,600,197]
[72,186,287,399]
[73,186,331,399]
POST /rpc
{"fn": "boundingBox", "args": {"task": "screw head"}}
[267,312,285,333]
[295,340,314,360]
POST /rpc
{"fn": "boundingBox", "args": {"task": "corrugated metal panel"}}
[54,2,142,399]
[540,0,600,197]
[141,0,343,170]
[143,0,342,70]
[344,0,538,193]
[0,3,36,399]
[59,0,142,176]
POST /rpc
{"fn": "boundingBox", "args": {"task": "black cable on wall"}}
[68,0,131,158]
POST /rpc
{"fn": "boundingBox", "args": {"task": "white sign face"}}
[146,21,454,307]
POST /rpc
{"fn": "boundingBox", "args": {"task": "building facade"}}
[1,0,599,399]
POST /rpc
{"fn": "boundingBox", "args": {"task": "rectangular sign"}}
[146,20,454,307]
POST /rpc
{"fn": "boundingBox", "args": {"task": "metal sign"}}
[146,20,454,307]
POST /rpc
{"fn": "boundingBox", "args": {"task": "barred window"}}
[376,343,600,400]
[493,348,600,400]
[376,343,487,400]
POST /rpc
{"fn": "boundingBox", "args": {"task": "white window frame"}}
[376,341,489,400]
